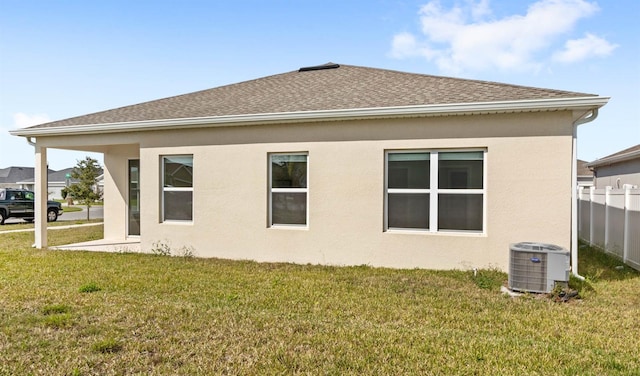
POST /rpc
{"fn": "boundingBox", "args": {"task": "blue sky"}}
[1,0,638,170]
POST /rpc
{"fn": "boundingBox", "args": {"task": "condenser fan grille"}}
[509,251,547,293]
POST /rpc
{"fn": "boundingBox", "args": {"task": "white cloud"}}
[390,0,614,73]
[13,113,51,128]
[469,0,492,21]
[390,32,420,59]
[552,33,618,63]
[390,32,440,60]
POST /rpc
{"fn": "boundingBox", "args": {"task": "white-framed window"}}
[385,149,485,233]
[161,155,193,222]
[269,153,308,227]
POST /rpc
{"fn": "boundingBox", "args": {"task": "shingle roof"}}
[587,144,640,168]
[576,159,593,177]
[17,167,105,183]
[26,63,596,130]
[598,144,640,160]
[0,167,35,184]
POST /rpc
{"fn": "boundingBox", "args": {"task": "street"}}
[1,205,103,225]
[59,205,104,221]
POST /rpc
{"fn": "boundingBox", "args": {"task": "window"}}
[269,153,308,226]
[386,150,485,232]
[161,155,193,222]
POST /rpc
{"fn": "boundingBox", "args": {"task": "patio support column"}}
[34,145,48,248]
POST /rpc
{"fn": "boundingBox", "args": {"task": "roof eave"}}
[587,149,640,168]
[10,96,610,137]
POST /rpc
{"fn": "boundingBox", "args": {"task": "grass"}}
[61,205,83,213]
[0,218,103,232]
[0,229,638,375]
[78,282,102,293]
[55,199,105,207]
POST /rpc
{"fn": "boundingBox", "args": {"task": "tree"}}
[65,157,102,220]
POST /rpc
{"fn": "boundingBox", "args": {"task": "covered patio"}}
[8,141,140,251]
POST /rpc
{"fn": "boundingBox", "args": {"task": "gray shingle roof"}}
[587,144,640,168]
[17,167,105,183]
[27,63,597,130]
[597,144,640,160]
[44,168,77,182]
[0,167,34,183]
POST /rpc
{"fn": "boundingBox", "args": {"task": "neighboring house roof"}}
[587,144,640,168]
[17,167,104,184]
[577,159,593,177]
[0,166,35,184]
[11,63,608,137]
[47,168,76,182]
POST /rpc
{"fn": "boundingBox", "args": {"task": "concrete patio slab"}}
[51,238,141,253]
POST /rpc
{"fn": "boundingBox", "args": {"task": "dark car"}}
[0,188,63,225]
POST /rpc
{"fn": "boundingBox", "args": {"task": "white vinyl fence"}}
[578,186,640,271]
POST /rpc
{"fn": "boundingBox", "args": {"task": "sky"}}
[1,0,638,170]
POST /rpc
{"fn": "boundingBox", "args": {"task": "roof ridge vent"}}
[298,63,340,72]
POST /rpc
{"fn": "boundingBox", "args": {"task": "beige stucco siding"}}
[32,111,574,270]
[117,111,574,271]
[103,145,139,240]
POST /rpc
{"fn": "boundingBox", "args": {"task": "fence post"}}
[604,186,612,253]
[578,186,587,242]
[589,186,595,245]
[624,187,630,263]
[577,186,582,241]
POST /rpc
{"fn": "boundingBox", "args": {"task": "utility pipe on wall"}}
[571,109,599,279]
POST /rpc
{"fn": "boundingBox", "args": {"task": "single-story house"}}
[0,166,40,189]
[1,166,103,200]
[17,167,105,200]
[587,144,640,189]
[10,63,609,272]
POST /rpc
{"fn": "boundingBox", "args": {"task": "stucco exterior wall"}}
[35,111,574,271]
[131,111,572,271]
[103,144,139,240]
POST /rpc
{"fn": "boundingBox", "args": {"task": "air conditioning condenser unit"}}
[508,242,570,293]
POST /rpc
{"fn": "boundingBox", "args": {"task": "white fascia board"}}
[10,96,610,137]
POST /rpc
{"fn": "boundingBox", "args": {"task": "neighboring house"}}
[1,166,103,200]
[0,166,37,189]
[577,159,594,188]
[17,167,104,200]
[10,63,609,271]
[587,144,640,189]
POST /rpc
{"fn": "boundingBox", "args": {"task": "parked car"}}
[0,188,63,225]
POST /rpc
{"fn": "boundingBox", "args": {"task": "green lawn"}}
[1,228,638,375]
[62,205,84,212]
[0,218,103,232]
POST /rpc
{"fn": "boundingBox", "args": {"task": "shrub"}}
[151,240,172,256]
[151,240,196,257]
